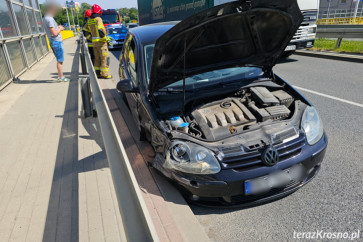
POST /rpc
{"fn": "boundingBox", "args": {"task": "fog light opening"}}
[190,180,198,187]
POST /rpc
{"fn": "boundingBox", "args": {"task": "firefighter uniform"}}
[83,16,95,64]
[83,15,111,78]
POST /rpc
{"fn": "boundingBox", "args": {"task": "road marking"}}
[293,85,363,108]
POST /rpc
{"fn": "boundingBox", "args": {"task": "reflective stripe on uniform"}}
[92,37,106,43]
[88,19,97,25]
[92,39,106,43]
[94,66,100,70]
[100,68,109,71]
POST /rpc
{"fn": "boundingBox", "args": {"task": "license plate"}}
[285,45,296,51]
[307,41,313,47]
[245,164,304,195]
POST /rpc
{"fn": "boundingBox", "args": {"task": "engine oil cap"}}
[221,101,232,109]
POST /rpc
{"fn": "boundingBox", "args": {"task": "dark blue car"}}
[117,0,328,206]
[107,24,128,49]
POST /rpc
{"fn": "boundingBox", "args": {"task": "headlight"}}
[301,106,324,145]
[166,141,221,175]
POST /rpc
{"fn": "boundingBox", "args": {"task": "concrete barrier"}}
[61,30,75,40]
[46,30,75,50]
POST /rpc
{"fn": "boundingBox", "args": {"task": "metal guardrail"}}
[316,25,363,48]
[317,24,363,38]
[79,34,160,242]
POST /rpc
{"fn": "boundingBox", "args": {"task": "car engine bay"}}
[163,86,298,141]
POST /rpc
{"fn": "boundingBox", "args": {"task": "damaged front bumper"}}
[155,133,328,206]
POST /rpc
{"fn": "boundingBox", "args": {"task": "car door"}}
[120,34,141,128]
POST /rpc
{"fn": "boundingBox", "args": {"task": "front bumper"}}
[108,40,125,49]
[286,39,315,51]
[169,133,328,206]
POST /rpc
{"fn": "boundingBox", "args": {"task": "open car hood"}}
[149,0,303,94]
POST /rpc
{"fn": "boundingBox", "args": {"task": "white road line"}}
[293,85,363,108]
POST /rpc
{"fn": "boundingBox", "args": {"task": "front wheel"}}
[139,125,148,141]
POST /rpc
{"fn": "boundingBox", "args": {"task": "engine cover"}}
[191,98,256,141]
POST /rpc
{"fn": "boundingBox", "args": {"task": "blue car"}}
[107,24,128,49]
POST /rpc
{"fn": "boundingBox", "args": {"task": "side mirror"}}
[117,79,138,93]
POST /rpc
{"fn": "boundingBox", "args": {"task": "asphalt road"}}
[108,50,363,241]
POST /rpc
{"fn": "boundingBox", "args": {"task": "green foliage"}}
[312,38,363,54]
[117,8,139,24]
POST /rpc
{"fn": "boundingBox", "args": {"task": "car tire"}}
[139,125,147,141]
[281,50,295,58]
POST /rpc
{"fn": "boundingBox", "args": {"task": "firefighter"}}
[83,9,95,65]
[83,4,112,79]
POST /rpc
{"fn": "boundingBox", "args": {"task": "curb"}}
[294,50,363,63]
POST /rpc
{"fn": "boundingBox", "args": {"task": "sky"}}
[38,0,138,9]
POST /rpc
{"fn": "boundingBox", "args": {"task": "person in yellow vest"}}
[83,9,95,65]
[83,4,112,79]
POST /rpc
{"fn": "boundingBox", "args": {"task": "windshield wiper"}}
[157,88,193,93]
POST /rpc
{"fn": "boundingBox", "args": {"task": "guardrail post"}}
[80,77,92,118]
[80,34,88,75]
[335,37,343,49]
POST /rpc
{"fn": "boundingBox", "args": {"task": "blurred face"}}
[47,5,60,16]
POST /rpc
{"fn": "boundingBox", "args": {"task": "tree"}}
[118,8,139,24]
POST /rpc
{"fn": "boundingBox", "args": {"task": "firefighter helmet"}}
[91,4,102,15]
[84,9,92,18]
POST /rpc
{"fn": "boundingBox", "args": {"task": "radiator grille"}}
[219,133,306,170]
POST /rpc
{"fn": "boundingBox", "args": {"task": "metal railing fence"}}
[0,0,49,90]
[318,8,363,24]
[319,8,363,19]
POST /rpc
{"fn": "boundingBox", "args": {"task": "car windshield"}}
[101,14,119,24]
[144,44,264,91]
[108,27,127,34]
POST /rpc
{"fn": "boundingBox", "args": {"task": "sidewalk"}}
[0,38,124,242]
[295,49,363,63]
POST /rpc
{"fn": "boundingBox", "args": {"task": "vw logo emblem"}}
[262,147,279,166]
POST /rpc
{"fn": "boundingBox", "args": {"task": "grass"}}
[311,38,363,54]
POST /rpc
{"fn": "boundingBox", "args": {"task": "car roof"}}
[129,21,179,46]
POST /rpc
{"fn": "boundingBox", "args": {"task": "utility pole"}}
[65,2,71,30]
[353,0,360,22]
[70,6,76,30]
[327,0,331,18]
